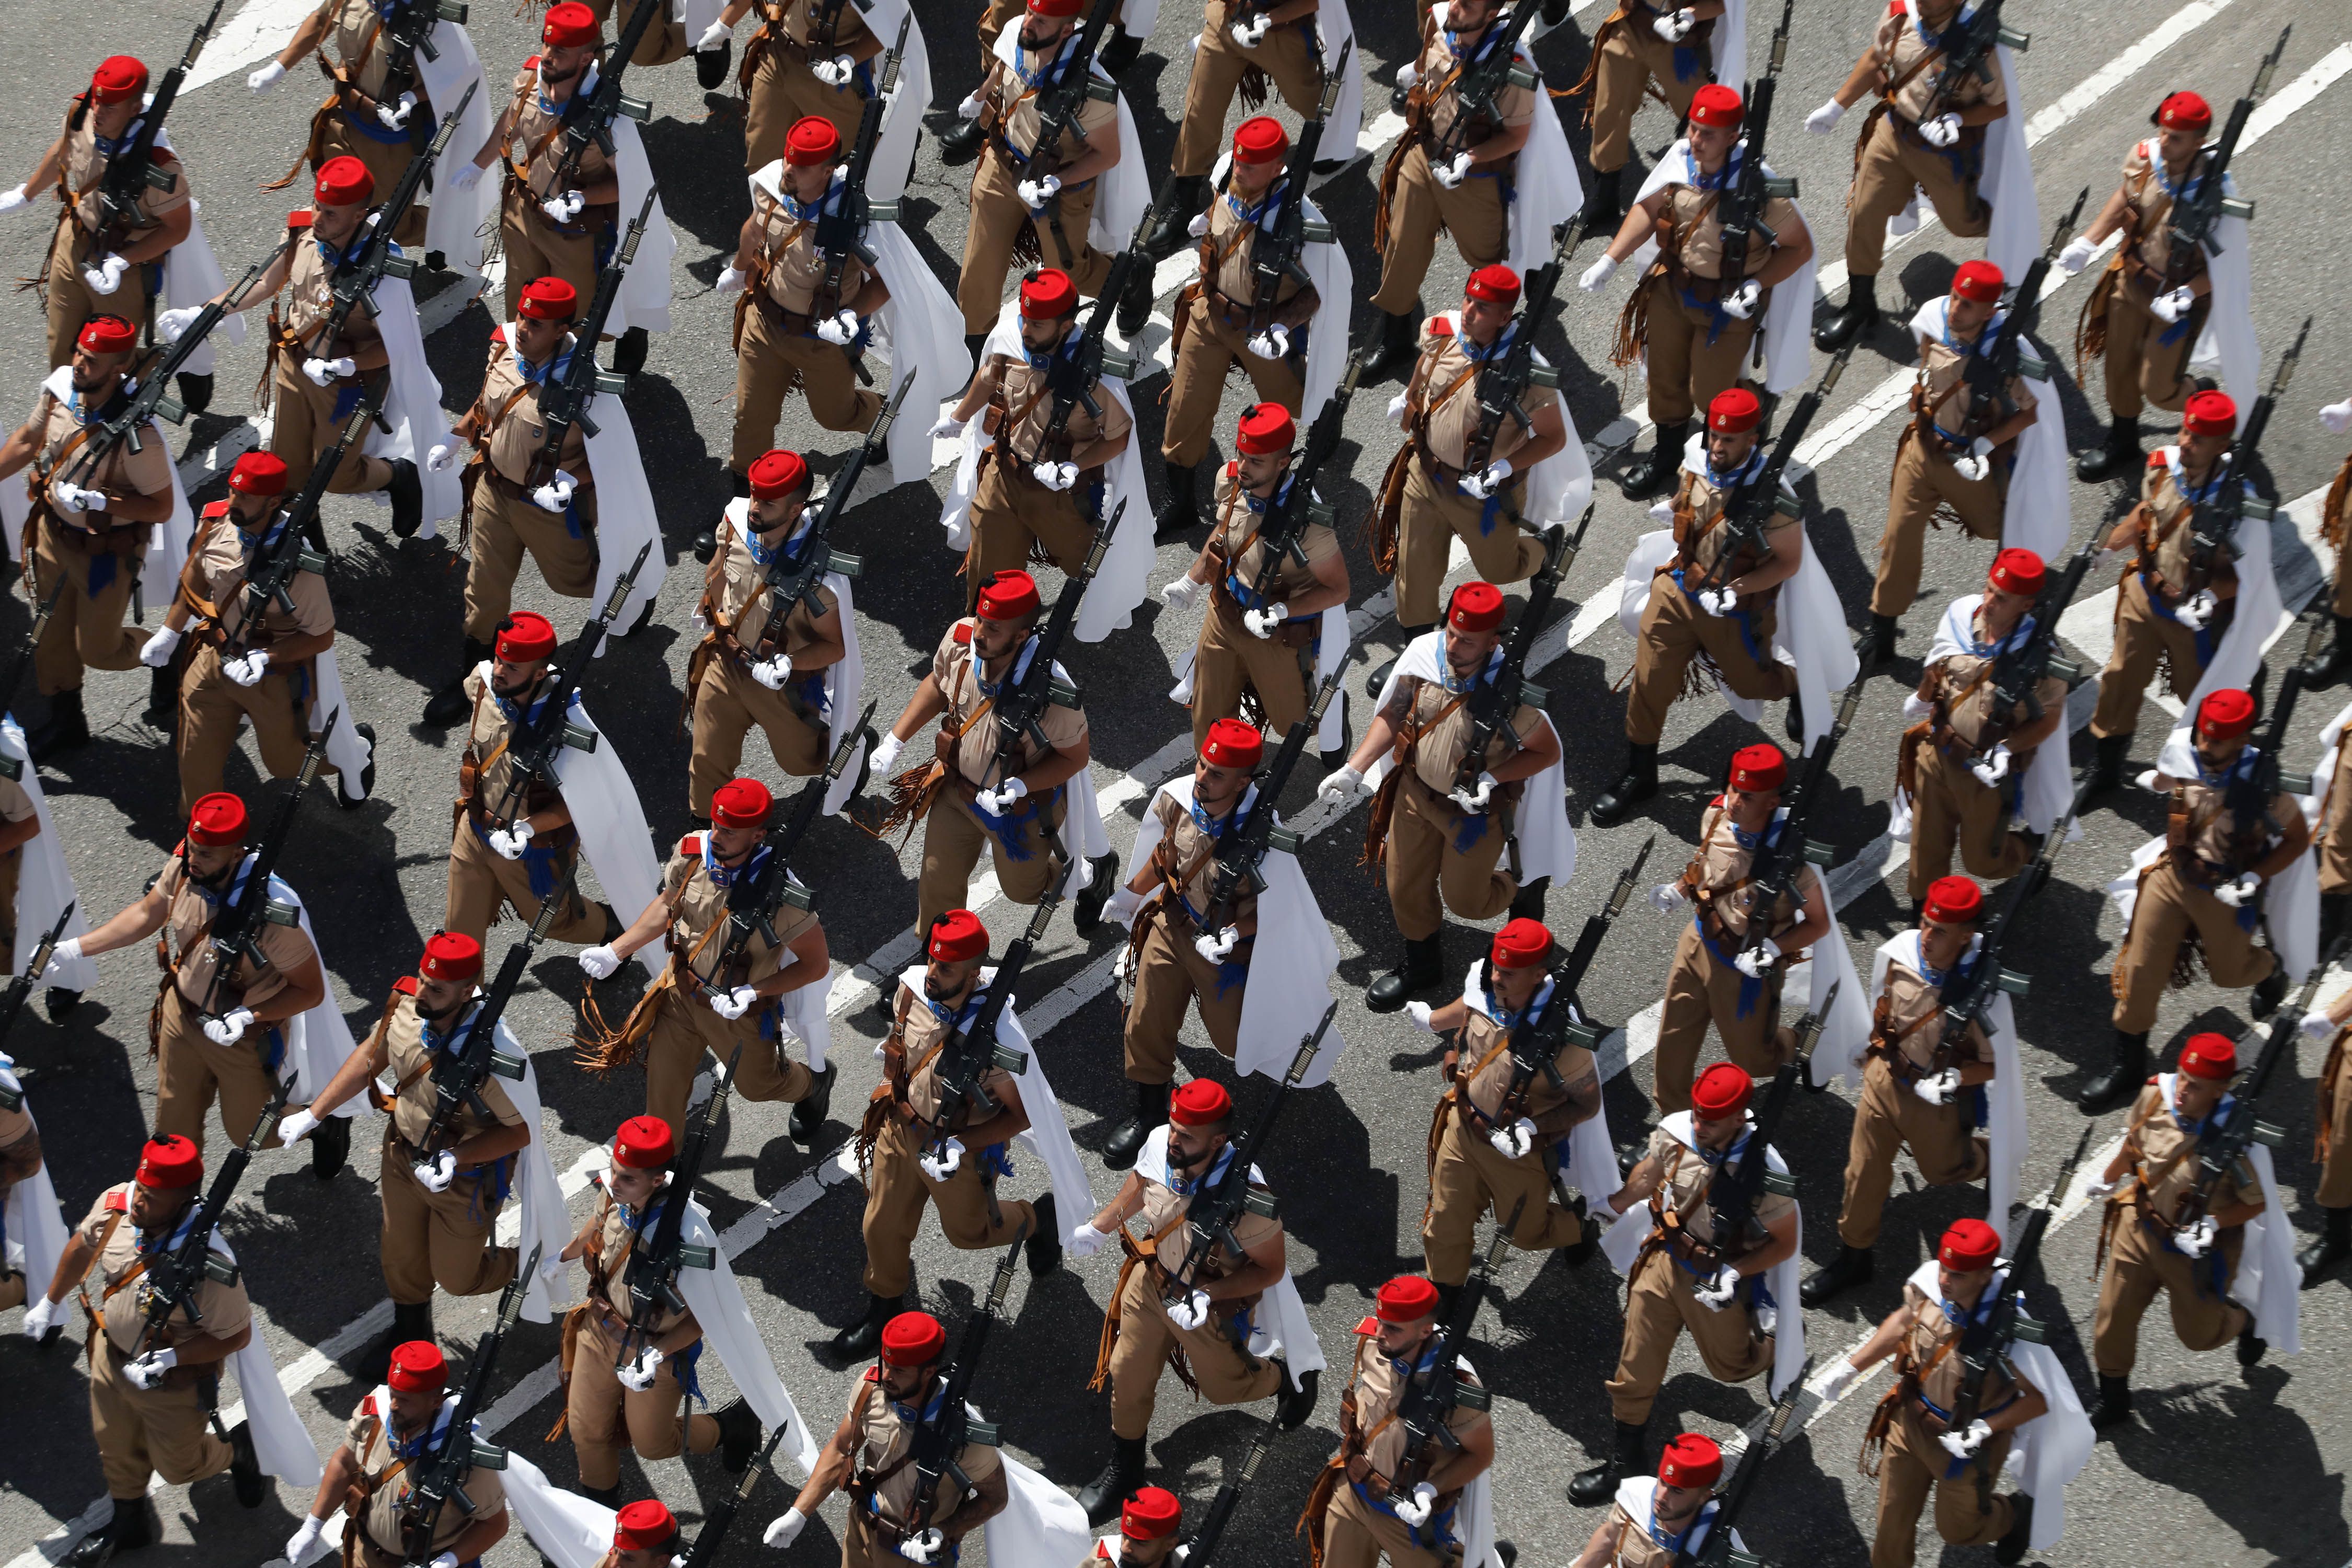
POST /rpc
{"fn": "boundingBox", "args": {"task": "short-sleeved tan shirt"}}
[504,65,613,198]
[1644,1125,1794,1255]
[1135,1154,1281,1279]
[186,508,335,648]
[706,512,838,659]
[2121,1080,2256,1228]
[1457,992,1597,1139]
[1655,180,1798,283]
[2135,457,2240,596]
[2169,767,2293,881]
[377,988,525,1151]
[1383,668,1542,797]
[1345,1331,1490,1483]
[984,349,1132,468]
[1207,468,1339,609]
[890,982,1018,1129]
[1670,458,1796,584]
[1872,956,1993,1074]
[1922,616,2062,756]
[844,1373,1001,1534]
[1872,4,2007,122]
[989,47,1116,163]
[747,185,871,315]
[1199,186,1312,319]
[59,114,191,236]
[1411,322,1559,471]
[583,1187,699,1334]
[476,332,592,487]
[1678,800,1817,942]
[155,851,317,1013]
[929,619,1088,791]
[1146,787,1259,935]
[1415,22,1534,148]
[75,1183,252,1356]
[21,383,173,518]
[658,839,817,991]
[767,0,875,54]
[2118,140,2211,280]
[1915,325,2036,439]
[278,223,389,358]
[343,1392,508,1555]
[317,0,416,102]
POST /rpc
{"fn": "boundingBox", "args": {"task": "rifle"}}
[1448,514,1580,798]
[1714,0,1797,313]
[1465,217,1585,485]
[918,889,1058,1162]
[744,377,912,668]
[548,0,662,197]
[1921,0,2030,122]
[0,577,71,721]
[812,15,911,320]
[1021,0,1122,200]
[1488,834,1655,1118]
[379,0,471,83]
[1982,538,2097,725]
[905,1224,1030,1537]
[2180,314,2310,598]
[1242,39,1351,340]
[398,1243,540,1566]
[529,185,661,483]
[1034,205,1149,463]
[1953,189,2085,442]
[1692,986,1836,1270]
[1679,1357,1809,1567]
[1425,2,1544,166]
[1383,1199,1519,1502]
[2217,611,2322,923]
[311,83,480,365]
[1686,340,1857,599]
[614,1022,736,1370]
[2163,26,2289,291]
[192,719,338,1022]
[1179,1412,1282,1568]
[410,864,574,1167]
[1730,676,1865,963]
[222,387,379,629]
[1160,1008,1335,1304]
[1236,349,1368,614]
[87,0,227,244]
[1194,673,1341,944]
[988,507,1116,775]
[679,1422,793,1568]
[0,903,74,1052]
[1942,1125,2092,1436]
[131,1077,291,1360]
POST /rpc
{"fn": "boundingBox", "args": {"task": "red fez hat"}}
[1490,917,1552,970]
[613,1500,677,1551]
[1728,743,1787,794]
[2180,1032,2238,1080]
[1692,1064,1753,1121]
[77,315,138,356]
[928,908,989,963]
[1018,267,1078,319]
[1689,83,1744,127]
[711,777,774,828]
[976,569,1042,620]
[1201,718,1264,771]
[785,116,842,167]
[386,1340,448,1391]
[1375,1274,1442,1323]
[881,1310,949,1365]
[1027,0,1085,16]
[2183,389,2238,436]
[1236,402,1296,455]
[1170,1079,1232,1126]
[314,155,375,209]
[748,449,811,500]
[90,56,149,106]
[2196,687,2256,739]
[1952,259,2005,304]
[1121,1487,1182,1541]
[1658,1433,1723,1490]
[1448,581,1507,634]
[1708,386,1762,434]
[495,611,559,664]
[1232,116,1288,164]
[420,931,485,984]
[2155,90,2212,131]
[543,2,601,47]
[136,1134,202,1190]
[188,791,249,847]
[1465,264,1523,308]
[1938,1217,2001,1271]
[519,275,579,321]
[613,1115,675,1169]
[1922,875,1984,925]
[1987,547,2044,598]
[228,451,291,498]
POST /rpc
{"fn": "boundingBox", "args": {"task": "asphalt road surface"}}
[4,0,2352,1564]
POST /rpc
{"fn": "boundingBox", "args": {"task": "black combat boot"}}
[2087,731,2131,797]
[831,1292,898,1361]
[2251,964,2290,1019]
[2087,1374,2131,1431]
[1097,25,1144,75]
[2236,1318,2267,1365]
[613,327,650,380]
[1580,165,1624,240]
[1364,308,1422,383]
[1103,1081,1170,1171]
[27,690,89,762]
[1854,613,1900,667]
[144,663,177,729]
[1272,1361,1319,1428]
[2299,1205,2351,1286]
[1115,251,1157,335]
[309,1112,351,1180]
[1507,877,1548,923]
[2301,616,2352,690]
[696,39,733,90]
[1588,743,1658,828]
[229,1420,264,1506]
[789,1062,837,1144]
[712,1398,760,1470]
[422,637,493,727]
[1154,457,1204,540]
[1144,175,1209,260]
[1366,935,1444,1012]
[2322,894,2352,964]
[582,1484,622,1508]
[385,457,423,537]
[939,114,988,164]
[1617,421,1689,500]
[1071,852,1124,934]
[1077,1435,1148,1525]
[1783,686,1805,742]
[1027,1192,1062,1276]
[1814,272,1878,351]
[175,372,214,416]
[1993,1494,2036,1565]
[333,723,377,811]
[2076,416,2142,483]
[2077,1029,2149,1114]
[1567,1421,1647,1506]
[64,1497,156,1566]
[1800,1244,1875,1307]
[382,1298,433,1378]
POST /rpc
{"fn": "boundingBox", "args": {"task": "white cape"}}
[2106,825,2318,988]
[2188,182,2257,407]
[356,257,464,536]
[307,647,377,807]
[1455,963,1620,1210]
[854,0,932,208]
[2151,449,2282,790]
[676,1197,822,1474]
[988,22,1149,260]
[991,1444,1094,1563]
[148,114,248,382]
[941,296,1151,643]
[1633,146,1816,397]
[0,718,94,992]
[1407,3,1586,282]
[606,114,676,336]
[744,163,970,488]
[1906,298,2067,562]
[1888,594,2076,838]
[1,367,197,604]
[0,1053,67,1297]
[1315,0,1365,170]
[1117,779,1345,1087]
[1887,3,2036,276]
[717,497,870,817]
[1423,310,1593,525]
[413,19,499,273]
[1367,630,1577,886]
[1454,1353,1506,1568]
[1207,153,1354,433]
[269,874,367,1123]
[501,1450,617,1568]
[203,1230,323,1486]
[1135,1124,1327,1388]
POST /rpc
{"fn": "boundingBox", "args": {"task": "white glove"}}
[377,90,418,130]
[1018,175,1063,210]
[203,1006,256,1045]
[1069,1222,1111,1258]
[542,189,587,223]
[1405,1000,1437,1032]
[1187,210,1211,239]
[1247,325,1291,361]
[532,472,578,513]
[449,162,485,194]
[1698,586,1738,617]
[2320,398,2352,436]
[1721,279,1762,320]
[248,59,289,94]
[764,1508,808,1548]
[1395,62,1420,91]
[283,1516,329,1568]
[1920,111,1963,148]
[83,254,129,295]
[1231,13,1274,47]
[1391,1482,1440,1528]
[1031,459,1080,492]
[1806,98,1846,134]
[1102,887,1144,930]
[127,1347,178,1389]
[957,90,986,120]
[2213,871,2262,909]
[815,308,860,346]
[430,1554,458,1568]
[928,413,966,441]
[1816,1356,1861,1402]
[1243,603,1289,639]
[579,943,622,981]
[714,264,747,297]
[1913,1067,1962,1106]
[1433,151,1475,189]
[697,17,733,48]
[1647,496,1677,523]
[617,1344,664,1391]
[1652,6,1696,40]
[2083,1174,2119,1199]
[812,53,857,87]
[488,819,536,860]
[278,1108,321,1145]
[49,478,99,514]
[2134,768,2163,793]
[139,625,182,667]
[709,984,760,1021]
[1578,253,1620,293]
[899,1529,948,1564]
[1489,1116,1538,1159]
[1459,458,1513,500]
[1449,771,1498,813]
[1385,389,1411,425]
[1650,881,1687,913]
[1694,1263,1741,1310]
[2169,586,2220,631]
[744,652,792,691]
[1318,765,1368,802]
[2302,1010,2340,1042]
[39,937,81,981]
[155,305,202,343]
[1194,926,1240,963]
[21,1293,61,1339]
[0,185,27,218]
[303,355,356,388]
[1733,939,1780,979]
[870,732,905,775]
[977,776,1030,815]
[2150,285,2196,325]
[1167,1288,1214,1331]
[1967,743,2012,788]
[426,441,461,473]
[2176,1214,2219,1258]
[224,649,270,687]
[1938,1419,1994,1460]
[2058,236,2099,275]
[414,1149,459,1193]
[1159,574,1204,611]
[1952,440,1994,483]
[918,1137,966,1181]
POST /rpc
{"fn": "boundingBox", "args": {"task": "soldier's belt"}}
[44,515,149,557]
[479,467,597,503]
[1659,260,1736,304]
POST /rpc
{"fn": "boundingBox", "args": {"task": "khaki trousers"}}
[690,655,829,817]
[1190,599,1313,751]
[176,644,319,817]
[1871,429,2005,618]
[1605,1247,1773,1424]
[2091,1206,2247,1376]
[1834,1055,1988,1250]
[916,785,1065,934]
[959,146,1109,334]
[730,299,882,475]
[2097,273,2197,420]
[1123,909,1246,1084]
[2109,859,2276,1032]
[1639,272,1761,429]
[462,478,600,642]
[966,460,1101,616]
[1904,741,2033,904]
[1652,920,1792,1115]
[1161,298,1306,467]
[378,1134,517,1305]
[1393,454,1547,629]
[1108,1259,1281,1439]
[270,362,393,497]
[29,525,142,696]
[1869,1419,2014,1568]
[743,49,868,174]
[1170,15,1325,177]
[1842,112,1990,279]
[499,185,604,324]
[154,987,290,1157]
[566,1309,720,1491]
[643,988,818,1144]
[1421,1111,1583,1286]
[88,1338,233,1501]
[443,817,610,948]
[1385,772,1517,943]
[2322,747,2352,895]
[1321,1480,1456,1568]
[1587,18,1705,174]
[2317,1030,2352,1207]
[2088,574,2205,742]
[45,221,157,370]
[1623,574,1794,747]
[1371,144,1507,315]
[859,1114,1038,1298]
[317,113,426,246]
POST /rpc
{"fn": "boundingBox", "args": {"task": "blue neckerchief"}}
[312,227,368,271]
[189,852,272,914]
[94,116,149,162]
[1919,946,1980,994]
[1225,177,1290,230]
[975,636,1042,699]
[65,380,135,431]
[1440,645,1505,697]
[1650,1500,1719,1554]
[1698,1126,1751,1169]
[781,175,845,226]
[1911,0,1976,50]
[1960,607,2035,659]
[747,513,817,569]
[1460,319,1520,365]
[622,1194,670,1236]
[1240,472,1295,518]
[1482,975,1555,1031]
[1938,307,2004,359]
[135,1201,205,1259]
[925,983,990,1030]
[892,1380,950,1427]
[490,676,561,730]
[2175,1088,2235,1139]
[2172,456,2232,508]
[1189,783,1253,840]
[705,842,771,892]
[1691,143,1745,194]
[387,1398,461,1462]
[1444,18,1510,70]
[517,337,577,387]
[2193,744,2259,792]
[1022,321,1082,373]
[1388,1334,1445,1383]
[2150,148,2209,207]
[1703,444,1766,491]
[1015,32,1083,91]
[539,60,598,118]
[236,510,290,562]
[1169,1142,1236,1198]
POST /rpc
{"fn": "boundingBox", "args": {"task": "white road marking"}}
[182,0,322,96]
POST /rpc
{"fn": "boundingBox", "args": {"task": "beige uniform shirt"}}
[988,44,1116,163]
[747,185,870,316]
[376,987,525,1152]
[456,668,572,828]
[1871,956,1993,1075]
[929,619,1089,791]
[344,1393,508,1555]
[984,347,1133,468]
[1678,800,1818,943]
[1415,22,1534,148]
[844,1373,1002,1534]
[1893,1278,2027,1438]
[891,985,1018,1129]
[1654,180,1798,283]
[2166,765,2293,884]
[1207,468,1340,609]
[19,382,173,521]
[2119,140,2211,281]
[74,1183,252,1357]
[1197,187,1315,322]
[185,507,335,648]
[1914,322,2036,440]
[475,333,592,487]
[705,514,839,661]
[1344,1331,1490,1486]
[58,113,192,237]
[1410,321,1561,471]
[504,65,614,202]
[584,1186,699,1334]
[659,838,817,991]
[1146,787,1259,935]
[2134,457,2238,599]
[764,0,876,53]
[1456,992,1597,1140]
[1385,668,1543,797]
[317,0,414,101]
[1645,1124,1794,1260]
[1137,1159,1281,1283]
[1871,4,2007,122]
[1670,457,1795,585]
[1921,619,2063,755]
[278,223,389,360]
[2121,1080,2257,1228]
[155,851,318,1013]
